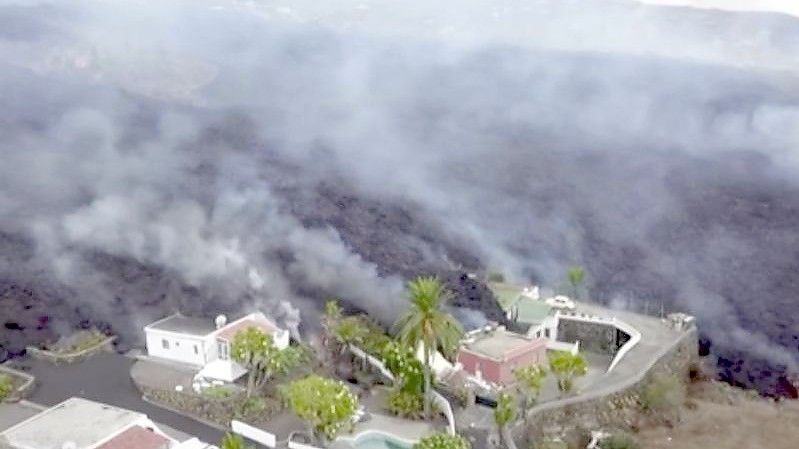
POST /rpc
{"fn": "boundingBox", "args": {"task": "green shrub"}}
[385,388,425,419]
[381,341,427,393]
[600,433,638,449]
[0,374,13,400]
[282,375,358,441]
[56,329,109,354]
[641,374,686,417]
[202,385,236,399]
[534,438,568,449]
[413,433,471,449]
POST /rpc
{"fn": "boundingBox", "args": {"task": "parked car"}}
[546,295,576,310]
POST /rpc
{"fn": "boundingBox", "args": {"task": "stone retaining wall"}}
[135,383,282,429]
[26,335,117,365]
[0,364,36,402]
[520,327,698,446]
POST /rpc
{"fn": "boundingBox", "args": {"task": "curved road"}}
[8,352,224,444]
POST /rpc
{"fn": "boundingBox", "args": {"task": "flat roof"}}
[513,298,552,325]
[146,314,216,337]
[487,282,527,310]
[462,329,544,360]
[1,398,145,449]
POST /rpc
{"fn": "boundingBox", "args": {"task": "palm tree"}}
[494,392,518,449]
[332,316,369,377]
[566,265,585,300]
[549,351,588,395]
[394,275,464,419]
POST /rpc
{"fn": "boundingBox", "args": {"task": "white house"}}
[0,397,218,449]
[144,311,289,383]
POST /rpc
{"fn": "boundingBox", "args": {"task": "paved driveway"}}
[7,352,224,444]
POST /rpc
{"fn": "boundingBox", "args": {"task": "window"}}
[217,339,229,360]
[193,345,199,355]
[544,328,551,338]
[161,339,169,349]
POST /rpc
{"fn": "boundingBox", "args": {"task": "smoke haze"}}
[0,0,798,394]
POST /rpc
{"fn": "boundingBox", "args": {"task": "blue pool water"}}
[352,432,413,449]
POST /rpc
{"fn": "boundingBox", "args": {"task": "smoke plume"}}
[0,0,798,394]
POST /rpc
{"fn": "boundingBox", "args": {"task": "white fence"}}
[350,345,456,435]
[554,311,641,373]
[546,340,580,355]
[288,440,321,449]
[231,420,277,448]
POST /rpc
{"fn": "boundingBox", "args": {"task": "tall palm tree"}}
[566,265,585,300]
[394,275,464,419]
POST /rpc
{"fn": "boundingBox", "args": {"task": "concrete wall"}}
[135,383,282,429]
[457,351,500,384]
[0,365,35,402]
[458,343,547,385]
[556,319,618,355]
[26,335,116,365]
[145,330,210,367]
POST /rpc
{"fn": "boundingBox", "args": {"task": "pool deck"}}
[333,414,434,448]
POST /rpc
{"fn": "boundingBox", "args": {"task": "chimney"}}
[214,314,228,329]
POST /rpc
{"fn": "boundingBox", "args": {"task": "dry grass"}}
[637,381,799,449]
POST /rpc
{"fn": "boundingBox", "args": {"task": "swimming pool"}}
[350,431,414,449]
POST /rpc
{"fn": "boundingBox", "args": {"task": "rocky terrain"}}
[638,379,799,448]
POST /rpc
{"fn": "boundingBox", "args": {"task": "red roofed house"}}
[145,311,289,383]
[456,326,547,386]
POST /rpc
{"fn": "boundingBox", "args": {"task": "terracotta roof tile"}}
[96,425,170,449]
[217,317,278,341]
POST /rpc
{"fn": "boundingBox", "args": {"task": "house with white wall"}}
[0,397,218,449]
[144,311,289,383]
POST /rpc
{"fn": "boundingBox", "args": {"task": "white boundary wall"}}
[231,420,276,448]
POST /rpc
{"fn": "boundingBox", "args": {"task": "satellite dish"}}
[215,314,228,329]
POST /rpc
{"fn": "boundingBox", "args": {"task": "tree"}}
[231,327,304,397]
[548,351,588,394]
[513,364,547,411]
[394,275,464,419]
[566,265,585,300]
[494,392,518,449]
[221,432,252,449]
[322,299,342,361]
[413,433,471,449]
[282,375,358,444]
[334,316,369,350]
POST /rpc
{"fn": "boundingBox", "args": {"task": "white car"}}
[546,295,576,310]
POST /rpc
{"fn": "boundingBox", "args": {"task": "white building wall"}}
[145,329,210,366]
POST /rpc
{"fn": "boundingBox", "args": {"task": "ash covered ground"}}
[0,0,798,397]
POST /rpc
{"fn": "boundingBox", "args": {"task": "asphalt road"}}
[8,352,225,445]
